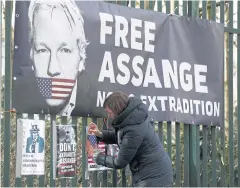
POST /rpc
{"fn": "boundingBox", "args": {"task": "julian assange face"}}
[32,7,81,106]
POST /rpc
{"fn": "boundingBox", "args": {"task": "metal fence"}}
[1,0,239,187]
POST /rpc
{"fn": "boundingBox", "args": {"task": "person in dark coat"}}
[88,91,173,187]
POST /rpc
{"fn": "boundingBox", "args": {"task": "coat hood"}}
[112,97,148,128]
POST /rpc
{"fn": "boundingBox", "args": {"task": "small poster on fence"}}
[18,118,45,175]
[56,124,77,178]
[86,126,119,171]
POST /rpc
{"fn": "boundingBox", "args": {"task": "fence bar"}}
[188,2,198,186]
[183,124,189,186]
[102,116,108,188]
[210,1,217,186]
[0,0,2,185]
[211,0,216,21]
[112,169,117,187]
[202,1,207,19]
[211,126,217,186]
[148,0,154,10]
[26,114,34,187]
[50,116,56,187]
[219,1,225,186]
[202,125,208,187]
[175,122,181,187]
[39,114,45,187]
[121,0,127,6]
[165,0,170,13]
[15,114,22,187]
[238,2,240,186]
[189,124,197,187]
[71,116,78,187]
[148,0,154,11]
[3,1,12,186]
[82,117,88,187]
[158,122,163,144]
[174,0,179,15]
[182,1,187,17]
[122,169,126,186]
[157,0,162,12]
[107,4,121,186]
[120,1,128,186]
[228,1,234,186]
[60,117,67,187]
[92,118,98,187]
[167,122,172,157]
[101,118,108,188]
[196,125,200,186]
[131,0,135,8]
[140,0,144,9]
[102,170,108,187]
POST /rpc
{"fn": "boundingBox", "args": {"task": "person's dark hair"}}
[103,91,129,116]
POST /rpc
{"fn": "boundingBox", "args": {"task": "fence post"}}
[0,1,2,186]
[188,1,199,187]
[82,117,88,187]
[3,1,12,187]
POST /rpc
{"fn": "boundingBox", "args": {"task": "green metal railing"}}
[1,0,240,187]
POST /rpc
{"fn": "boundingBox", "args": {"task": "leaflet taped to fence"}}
[86,126,119,171]
[56,124,77,178]
[18,118,45,175]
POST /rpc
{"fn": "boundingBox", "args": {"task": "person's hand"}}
[95,153,106,166]
[88,122,102,137]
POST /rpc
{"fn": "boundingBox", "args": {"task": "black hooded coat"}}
[96,97,173,187]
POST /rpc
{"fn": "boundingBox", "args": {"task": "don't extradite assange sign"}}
[12,0,224,126]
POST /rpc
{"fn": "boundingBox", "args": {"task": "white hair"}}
[28,0,88,71]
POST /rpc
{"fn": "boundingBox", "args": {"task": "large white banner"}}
[18,119,45,175]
